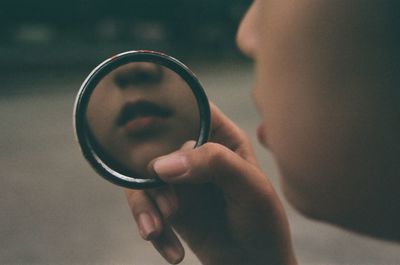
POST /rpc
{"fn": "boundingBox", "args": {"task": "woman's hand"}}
[125,103,297,265]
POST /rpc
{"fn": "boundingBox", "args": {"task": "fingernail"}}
[164,244,184,264]
[181,140,196,150]
[138,212,156,240]
[153,154,189,179]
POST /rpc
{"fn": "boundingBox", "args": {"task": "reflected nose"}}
[114,62,163,89]
[236,1,258,60]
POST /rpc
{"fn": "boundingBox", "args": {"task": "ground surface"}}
[1,61,399,264]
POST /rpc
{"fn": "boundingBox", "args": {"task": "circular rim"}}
[73,50,211,189]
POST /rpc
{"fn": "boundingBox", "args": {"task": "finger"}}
[152,225,185,264]
[145,140,195,178]
[147,185,179,221]
[149,142,276,206]
[124,189,163,240]
[209,103,257,164]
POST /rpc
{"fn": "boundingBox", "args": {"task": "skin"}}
[87,62,199,177]
[125,0,400,264]
[126,105,296,264]
[238,0,400,239]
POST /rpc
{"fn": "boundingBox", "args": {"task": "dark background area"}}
[0,0,250,70]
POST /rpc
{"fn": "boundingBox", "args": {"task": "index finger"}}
[209,102,257,164]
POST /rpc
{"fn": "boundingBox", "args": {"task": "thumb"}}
[148,142,276,204]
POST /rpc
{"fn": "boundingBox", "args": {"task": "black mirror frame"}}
[73,50,211,189]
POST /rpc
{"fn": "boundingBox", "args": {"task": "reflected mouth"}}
[257,122,269,148]
[117,100,173,136]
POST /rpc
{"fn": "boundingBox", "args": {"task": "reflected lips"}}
[117,100,173,136]
[257,123,267,147]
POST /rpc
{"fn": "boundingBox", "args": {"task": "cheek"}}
[87,87,120,141]
[257,59,372,219]
[254,2,357,215]
[253,1,400,227]
[255,12,393,221]
[255,1,348,181]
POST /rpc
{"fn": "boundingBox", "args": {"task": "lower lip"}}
[123,116,164,135]
[257,123,267,145]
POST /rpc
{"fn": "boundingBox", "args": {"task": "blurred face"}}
[237,0,400,239]
[86,62,199,177]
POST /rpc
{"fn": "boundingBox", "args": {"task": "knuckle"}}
[164,200,180,222]
[125,190,140,205]
[125,191,150,215]
[202,142,227,164]
[236,127,248,139]
[235,127,251,146]
[148,188,180,221]
[201,142,232,178]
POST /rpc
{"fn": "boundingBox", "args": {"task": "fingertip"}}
[152,228,185,264]
[146,154,189,181]
[165,244,185,264]
[152,154,190,181]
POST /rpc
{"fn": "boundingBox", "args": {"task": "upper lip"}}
[116,100,173,127]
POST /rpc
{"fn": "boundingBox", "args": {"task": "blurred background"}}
[1,1,399,264]
[0,0,247,70]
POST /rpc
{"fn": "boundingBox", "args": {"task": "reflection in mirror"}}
[86,62,200,179]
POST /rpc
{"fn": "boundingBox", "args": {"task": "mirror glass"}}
[85,62,200,179]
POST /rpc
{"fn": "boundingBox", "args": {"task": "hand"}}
[125,103,297,265]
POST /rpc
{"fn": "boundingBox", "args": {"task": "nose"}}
[236,1,258,59]
[114,62,163,89]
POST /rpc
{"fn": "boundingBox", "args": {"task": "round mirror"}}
[74,51,210,189]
